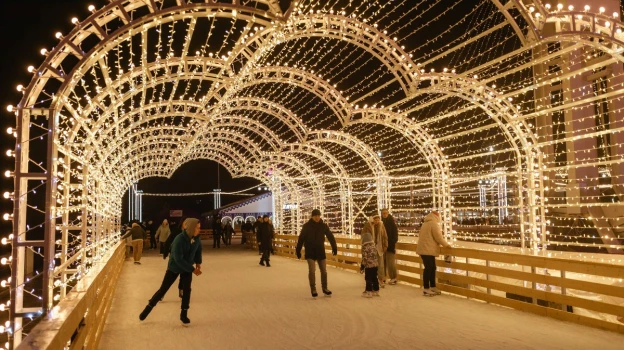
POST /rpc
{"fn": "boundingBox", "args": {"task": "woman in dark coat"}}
[257,215,273,267]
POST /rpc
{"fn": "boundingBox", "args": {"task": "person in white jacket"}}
[155,219,171,256]
[416,211,451,296]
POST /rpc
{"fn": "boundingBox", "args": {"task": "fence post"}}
[561,270,568,311]
[486,259,491,299]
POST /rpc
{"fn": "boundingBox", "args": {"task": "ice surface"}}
[100,242,624,350]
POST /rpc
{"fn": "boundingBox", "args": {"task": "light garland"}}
[1,1,624,347]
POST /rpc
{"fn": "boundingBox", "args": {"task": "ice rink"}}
[100,243,624,350]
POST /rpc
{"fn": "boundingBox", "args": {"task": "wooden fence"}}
[267,234,624,334]
[16,242,126,349]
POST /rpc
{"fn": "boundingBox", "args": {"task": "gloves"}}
[296,251,301,259]
[332,248,337,256]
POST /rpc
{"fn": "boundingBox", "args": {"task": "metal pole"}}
[42,109,58,313]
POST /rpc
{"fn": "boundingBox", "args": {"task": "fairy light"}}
[2,1,624,346]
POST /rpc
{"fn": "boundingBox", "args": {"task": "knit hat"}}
[311,209,321,217]
[361,231,373,245]
[185,218,200,239]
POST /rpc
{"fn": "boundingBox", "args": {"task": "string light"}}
[2,1,624,347]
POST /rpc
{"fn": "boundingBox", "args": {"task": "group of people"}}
[211,217,236,248]
[122,219,183,264]
[136,207,452,326]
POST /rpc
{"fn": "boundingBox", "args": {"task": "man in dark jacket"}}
[253,216,262,254]
[257,215,273,267]
[296,209,338,297]
[381,208,399,285]
[212,217,222,248]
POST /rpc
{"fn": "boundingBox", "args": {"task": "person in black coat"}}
[296,209,338,297]
[212,217,223,248]
[381,208,399,285]
[257,215,273,267]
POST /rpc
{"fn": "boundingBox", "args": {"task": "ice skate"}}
[322,288,332,296]
[180,309,190,326]
[311,288,318,298]
[372,291,380,297]
[139,304,154,321]
[430,287,442,295]
[362,291,372,298]
[423,288,436,297]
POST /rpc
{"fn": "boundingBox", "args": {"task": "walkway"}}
[100,243,624,350]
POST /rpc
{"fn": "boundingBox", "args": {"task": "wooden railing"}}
[270,234,624,334]
[16,242,126,349]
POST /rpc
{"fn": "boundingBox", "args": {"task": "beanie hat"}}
[361,231,373,245]
[311,209,321,217]
[185,218,200,239]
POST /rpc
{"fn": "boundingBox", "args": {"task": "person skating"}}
[223,222,234,246]
[381,209,399,285]
[295,209,338,298]
[371,215,388,288]
[212,217,222,248]
[360,230,379,297]
[129,223,146,264]
[416,211,452,297]
[139,218,203,325]
[155,219,171,256]
[257,215,273,267]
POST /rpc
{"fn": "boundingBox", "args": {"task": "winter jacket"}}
[212,220,223,235]
[129,225,146,240]
[256,222,273,248]
[155,225,171,243]
[363,222,387,257]
[168,230,202,274]
[296,219,338,261]
[163,226,182,259]
[223,224,234,236]
[361,242,379,268]
[382,215,399,253]
[416,213,451,256]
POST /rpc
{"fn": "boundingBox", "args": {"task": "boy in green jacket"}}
[139,218,203,325]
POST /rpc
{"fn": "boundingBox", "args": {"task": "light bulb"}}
[55,32,62,39]
[71,17,79,24]
[2,192,10,199]
[557,4,563,10]
[568,5,574,10]
[0,258,7,265]
[88,5,95,12]
[0,238,6,245]
[599,7,605,13]
[2,214,10,221]
[16,85,23,92]
[6,127,12,134]
[4,171,11,178]
[40,48,47,55]
[27,65,35,73]
[6,105,13,112]
[5,150,13,157]
[584,5,590,11]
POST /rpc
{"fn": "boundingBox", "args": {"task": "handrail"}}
[16,242,126,349]
[271,234,624,334]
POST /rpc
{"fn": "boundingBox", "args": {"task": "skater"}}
[253,216,262,254]
[371,215,388,288]
[360,229,379,297]
[212,217,222,248]
[148,220,157,250]
[139,218,203,325]
[223,221,234,246]
[257,215,273,267]
[155,219,171,256]
[296,209,338,298]
[381,209,399,285]
[129,223,146,264]
[416,211,452,297]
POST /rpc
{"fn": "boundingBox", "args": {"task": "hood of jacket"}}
[423,212,440,224]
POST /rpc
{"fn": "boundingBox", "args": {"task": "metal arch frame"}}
[207,97,308,141]
[305,130,386,178]
[409,73,539,245]
[228,66,352,125]
[238,12,420,95]
[20,1,277,109]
